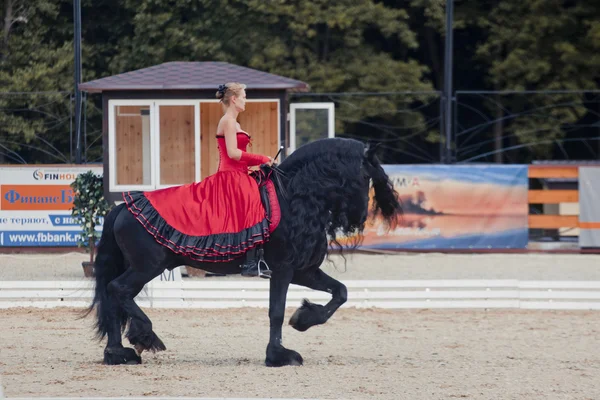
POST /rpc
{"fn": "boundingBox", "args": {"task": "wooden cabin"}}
[79,61,309,203]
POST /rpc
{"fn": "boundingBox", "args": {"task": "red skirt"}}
[123,170,271,262]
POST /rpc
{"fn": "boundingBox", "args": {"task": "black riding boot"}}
[240,247,271,279]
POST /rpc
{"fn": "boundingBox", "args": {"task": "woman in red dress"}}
[123,82,273,278]
[212,82,273,277]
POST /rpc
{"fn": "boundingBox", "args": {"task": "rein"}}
[252,164,289,201]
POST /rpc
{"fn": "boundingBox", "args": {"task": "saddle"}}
[239,165,285,278]
[251,164,285,235]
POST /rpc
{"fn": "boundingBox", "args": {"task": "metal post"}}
[83,91,87,163]
[439,95,445,163]
[69,93,73,163]
[453,92,458,161]
[74,0,82,164]
[443,0,454,163]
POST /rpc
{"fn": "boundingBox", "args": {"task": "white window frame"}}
[154,100,201,189]
[108,100,155,192]
[289,102,335,153]
[108,99,280,192]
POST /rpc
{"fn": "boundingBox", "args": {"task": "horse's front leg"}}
[289,269,347,332]
[265,267,303,367]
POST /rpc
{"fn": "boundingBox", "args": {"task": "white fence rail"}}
[1,280,600,310]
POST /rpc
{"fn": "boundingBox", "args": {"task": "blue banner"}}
[359,165,529,250]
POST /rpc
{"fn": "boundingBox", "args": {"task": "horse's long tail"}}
[81,202,128,340]
[365,150,402,228]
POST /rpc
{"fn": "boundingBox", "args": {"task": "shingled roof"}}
[79,61,310,93]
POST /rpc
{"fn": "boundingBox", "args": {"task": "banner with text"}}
[0,165,103,246]
[359,165,529,250]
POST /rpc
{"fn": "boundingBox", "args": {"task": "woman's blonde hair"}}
[216,82,247,106]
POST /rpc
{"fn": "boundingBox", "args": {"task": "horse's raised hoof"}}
[103,347,142,365]
[289,299,326,332]
[265,343,303,367]
[126,324,167,353]
[134,344,145,356]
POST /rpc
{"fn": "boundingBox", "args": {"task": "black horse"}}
[85,137,401,367]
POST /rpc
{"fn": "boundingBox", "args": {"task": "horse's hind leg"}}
[106,267,166,363]
[103,279,141,365]
[87,204,140,365]
[289,269,347,332]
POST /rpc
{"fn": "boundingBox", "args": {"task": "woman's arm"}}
[223,118,271,166]
[223,118,243,160]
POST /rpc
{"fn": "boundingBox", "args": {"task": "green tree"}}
[0,0,74,163]
[0,0,130,164]
[465,1,600,161]
[253,0,436,161]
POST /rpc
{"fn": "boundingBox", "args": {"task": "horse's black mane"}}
[278,138,365,175]
[273,138,368,269]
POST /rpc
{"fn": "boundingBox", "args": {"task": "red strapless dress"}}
[123,132,271,262]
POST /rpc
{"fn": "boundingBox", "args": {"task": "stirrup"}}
[256,248,272,279]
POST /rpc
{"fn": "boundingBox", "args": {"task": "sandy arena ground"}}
[0,307,599,399]
[1,252,600,399]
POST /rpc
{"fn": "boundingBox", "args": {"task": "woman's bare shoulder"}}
[217,116,236,135]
